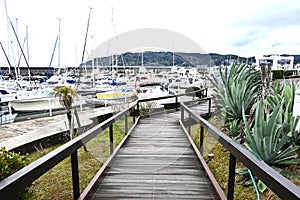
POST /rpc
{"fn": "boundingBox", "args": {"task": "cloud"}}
[225,0,300,56]
[231,29,264,47]
[1,0,300,66]
[231,0,300,28]
[91,28,206,59]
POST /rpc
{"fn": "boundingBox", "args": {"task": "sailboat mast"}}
[26,26,29,66]
[77,7,92,87]
[47,35,59,79]
[4,0,11,75]
[9,19,31,81]
[141,52,143,67]
[0,42,13,70]
[15,18,19,79]
[81,7,92,65]
[58,18,61,70]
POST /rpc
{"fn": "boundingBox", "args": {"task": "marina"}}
[1,0,300,199]
[0,64,209,155]
[0,64,210,124]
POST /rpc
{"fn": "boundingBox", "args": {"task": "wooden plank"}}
[85,107,219,199]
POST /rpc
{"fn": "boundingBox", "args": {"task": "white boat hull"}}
[10,97,63,112]
[10,97,84,112]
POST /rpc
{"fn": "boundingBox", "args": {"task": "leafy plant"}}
[266,81,300,145]
[185,86,203,98]
[227,119,242,137]
[54,86,78,140]
[294,129,300,146]
[0,147,29,181]
[0,147,39,199]
[139,102,157,116]
[209,63,261,138]
[243,100,300,173]
[266,80,296,113]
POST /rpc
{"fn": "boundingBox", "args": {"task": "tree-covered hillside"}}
[82,51,298,67]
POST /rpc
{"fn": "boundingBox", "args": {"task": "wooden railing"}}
[180,102,300,200]
[0,88,208,200]
[0,102,139,200]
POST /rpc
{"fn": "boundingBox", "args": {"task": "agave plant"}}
[210,63,261,138]
[266,81,300,145]
[266,80,296,113]
[243,99,300,173]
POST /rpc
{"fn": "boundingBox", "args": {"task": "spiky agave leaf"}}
[266,80,296,113]
[243,99,300,168]
[272,166,300,179]
[210,63,261,125]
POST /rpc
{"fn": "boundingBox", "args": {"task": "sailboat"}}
[9,86,85,112]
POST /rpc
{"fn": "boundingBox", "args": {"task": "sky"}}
[1,0,300,67]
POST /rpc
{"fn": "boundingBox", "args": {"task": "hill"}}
[82,52,299,67]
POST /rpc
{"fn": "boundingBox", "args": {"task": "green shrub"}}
[272,70,298,79]
[0,147,29,181]
[272,70,284,79]
[139,102,157,116]
[0,147,39,199]
[185,86,202,98]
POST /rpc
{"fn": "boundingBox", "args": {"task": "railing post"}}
[137,101,140,117]
[199,125,204,155]
[181,104,184,122]
[8,102,12,118]
[176,96,179,110]
[125,112,128,135]
[208,98,211,115]
[133,107,136,123]
[71,151,80,200]
[227,153,236,200]
[109,124,114,154]
[188,113,191,135]
[48,99,52,117]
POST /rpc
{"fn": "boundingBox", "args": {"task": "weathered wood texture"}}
[86,109,219,199]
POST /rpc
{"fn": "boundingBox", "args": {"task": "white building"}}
[255,55,294,70]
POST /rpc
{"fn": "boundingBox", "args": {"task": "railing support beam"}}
[208,98,212,116]
[188,114,191,135]
[181,105,184,121]
[125,112,128,135]
[71,151,80,200]
[109,124,114,154]
[227,153,236,200]
[199,125,204,155]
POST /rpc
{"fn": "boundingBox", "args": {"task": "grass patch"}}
[25,117,132,199]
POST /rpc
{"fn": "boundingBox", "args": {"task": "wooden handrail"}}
[0,101,138,200]
[180,102,300,200]
[0,88,207,200]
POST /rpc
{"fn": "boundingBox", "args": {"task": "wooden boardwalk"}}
[84,106,220,199]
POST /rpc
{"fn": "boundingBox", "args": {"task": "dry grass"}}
[26,117,131,199]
